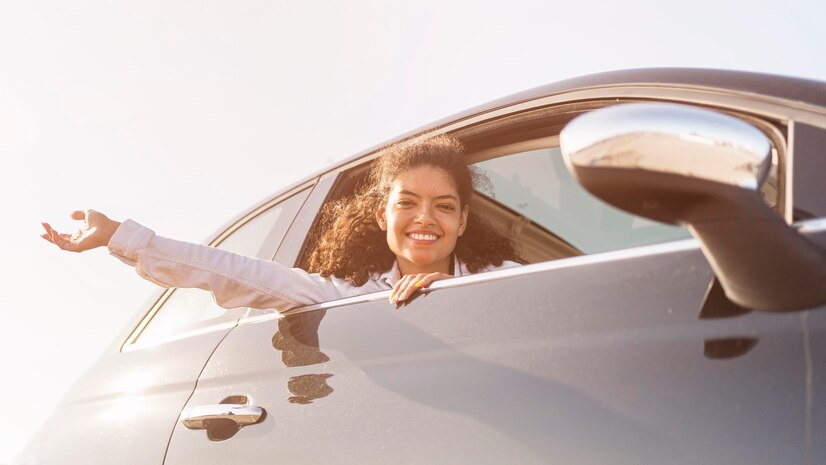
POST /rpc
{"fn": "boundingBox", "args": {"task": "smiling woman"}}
[41,134,519,309]
[308,134,519,301]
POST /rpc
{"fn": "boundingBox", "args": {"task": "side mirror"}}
[560,103,826,311]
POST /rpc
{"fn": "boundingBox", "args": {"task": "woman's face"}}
[376,165,469,276]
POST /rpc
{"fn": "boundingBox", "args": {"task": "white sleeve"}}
[107,219,344,311]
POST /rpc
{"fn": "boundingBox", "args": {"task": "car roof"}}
[333,68,826,171]
[480,67,826,113]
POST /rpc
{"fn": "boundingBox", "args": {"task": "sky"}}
[2,0,826,461]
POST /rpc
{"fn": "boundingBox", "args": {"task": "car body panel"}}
[165,239,823,464]
[15,330,229,465]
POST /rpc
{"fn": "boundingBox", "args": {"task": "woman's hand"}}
[390,272,453,306]
[41,210,121,253]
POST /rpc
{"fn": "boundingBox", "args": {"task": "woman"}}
[41,135,518,307]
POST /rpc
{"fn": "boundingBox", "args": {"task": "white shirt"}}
[108,219,519,311]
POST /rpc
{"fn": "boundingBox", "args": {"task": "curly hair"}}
[306,134,517,286]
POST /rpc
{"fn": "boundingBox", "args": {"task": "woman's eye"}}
[397,200,414,207]
[438,204,456,211]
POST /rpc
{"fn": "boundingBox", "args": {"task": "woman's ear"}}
[376,205,387,231]
[458,205,469,236]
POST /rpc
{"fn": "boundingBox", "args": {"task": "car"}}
[16,68,826,465]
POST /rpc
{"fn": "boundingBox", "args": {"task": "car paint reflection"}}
[272,310,334,404]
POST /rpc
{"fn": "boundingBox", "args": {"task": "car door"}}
[15,183,313,465]
[163,92,826,464]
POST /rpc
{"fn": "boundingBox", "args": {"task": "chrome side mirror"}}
[560,103,826,311]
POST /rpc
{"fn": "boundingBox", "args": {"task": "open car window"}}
[289,101,782,306]
[299,143,694,272]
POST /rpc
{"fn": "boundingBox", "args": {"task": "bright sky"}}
[2,0,825,461]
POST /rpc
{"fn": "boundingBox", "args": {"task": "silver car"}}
[17,68,826,464]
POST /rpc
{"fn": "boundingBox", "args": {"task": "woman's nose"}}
[414,206,436,225]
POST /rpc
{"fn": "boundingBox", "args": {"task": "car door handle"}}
[182,403,266,430]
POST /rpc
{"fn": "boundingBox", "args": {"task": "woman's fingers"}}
[40,223,52,242]
[70,210,86,221]
[41,222,59,242]
[390,274,414,304]
[41,221,83,252]
[416,272,452,289]
[391,272,450,305]
[390,272,455,306]
[52,231,77,251]
[390,274,417,305]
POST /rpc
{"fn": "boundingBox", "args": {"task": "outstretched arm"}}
[42,213,346,310]
[41,210,121,253]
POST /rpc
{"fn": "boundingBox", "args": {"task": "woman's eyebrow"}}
[398,190,458,201]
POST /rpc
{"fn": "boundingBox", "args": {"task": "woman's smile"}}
[406,231,441,242]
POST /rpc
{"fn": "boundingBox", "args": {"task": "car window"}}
[130,188,310,347]
[473,147,691,255]
[294,105,780,303]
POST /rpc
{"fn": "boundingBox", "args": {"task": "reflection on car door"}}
[164,242,817,464]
